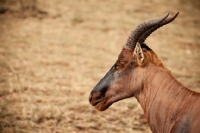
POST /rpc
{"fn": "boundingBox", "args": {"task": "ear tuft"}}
[134,42,144,63]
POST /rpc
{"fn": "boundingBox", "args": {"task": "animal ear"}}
[134,42,144,63]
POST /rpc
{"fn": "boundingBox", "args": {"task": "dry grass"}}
[0,0,200,133]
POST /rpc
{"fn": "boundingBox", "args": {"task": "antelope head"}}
[89,13,179,111]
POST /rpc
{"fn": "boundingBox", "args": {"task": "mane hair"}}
[144,50,164,67]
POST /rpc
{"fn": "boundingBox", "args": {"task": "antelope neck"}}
[135,63,196,132]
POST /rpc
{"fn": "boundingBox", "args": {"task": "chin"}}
[95,101,112,111]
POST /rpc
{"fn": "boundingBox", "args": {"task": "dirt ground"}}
[0,0,200,133]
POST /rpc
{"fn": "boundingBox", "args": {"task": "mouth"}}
[94,98,112,111]
[93,99,102,106]
[89,92,105,106]
[90,97,107,111]
[89,93,111,111]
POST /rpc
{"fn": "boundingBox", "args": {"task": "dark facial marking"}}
[90,64,115,95]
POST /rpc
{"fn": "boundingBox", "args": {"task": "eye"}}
[114,60,127,72]
[120,61,126,65]
[112,62,120,72]
[114,63,119,71]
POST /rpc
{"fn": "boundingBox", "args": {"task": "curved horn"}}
[124,13,169,49]
[138,12,179,44]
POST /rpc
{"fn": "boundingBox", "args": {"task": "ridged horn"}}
[138,12,179,44]
[124,13,169,49]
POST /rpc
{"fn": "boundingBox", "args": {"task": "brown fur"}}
[135,61,200,132]
[115,48,134,72]
[133,49,200,132]
[89,46,200,132]
[144,50,164,67]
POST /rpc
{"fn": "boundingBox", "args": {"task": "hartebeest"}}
[89,12,200,133]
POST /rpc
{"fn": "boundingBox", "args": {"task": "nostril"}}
[89,94,92,102]
[97,93,104,100]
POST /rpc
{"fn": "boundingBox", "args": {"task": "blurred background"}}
[0,0,200,133]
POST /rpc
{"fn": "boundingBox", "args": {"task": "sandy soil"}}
[0,0,200,133]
